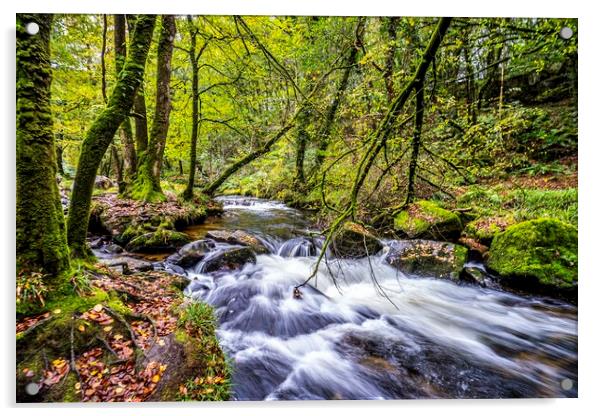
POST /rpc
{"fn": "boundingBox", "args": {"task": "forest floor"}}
[17,251,230,402]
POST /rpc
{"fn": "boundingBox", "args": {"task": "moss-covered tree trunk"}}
[114,14,138,184]
[182,15,200,201]
[67,15,156,256]
[132,15,176,202]
[16,14,71,276]
[293,105,311,188]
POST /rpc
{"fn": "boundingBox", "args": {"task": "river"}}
[171,196,577,400]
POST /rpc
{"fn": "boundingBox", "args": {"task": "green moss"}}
[464,216,515,245]
[125,229,191,253]
[394,200,463,241]
[487,218,577,290]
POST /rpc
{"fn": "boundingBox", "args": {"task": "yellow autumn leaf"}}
[103,326,113,332]
[151,374,161,383]
[93,304,103,312]
[53,309,62,314]
[78,325,85,332]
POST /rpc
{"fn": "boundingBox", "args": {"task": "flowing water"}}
[177,196,577,400]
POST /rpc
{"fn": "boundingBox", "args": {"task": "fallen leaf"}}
[151,374,160,383]
[93,304,103,312]
[103,326,113,332]
[78,325,85,332]
[53,309,62,314]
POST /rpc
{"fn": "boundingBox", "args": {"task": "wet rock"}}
[94,175,115,190]
[385,239,468,280]
[99,256,154,274]
[206,230,270,254]
[460,266,488,287]
[104,243,124,254]
[331,222,383,258]
[393,200,463,241]
[125,229,191,253]
[201,247,256,273]
[486,218,577,292]
[166,239,216,267]
[89,238,104,249]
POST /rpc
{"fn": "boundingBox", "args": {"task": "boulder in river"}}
[331,222,383,258]
[165,239,216,267]
[486,218,577,291]
[206,230,270,254]
[201,246,257,273]
[385,239,468,280]
[393,200,463,241]
[125,229,191,253]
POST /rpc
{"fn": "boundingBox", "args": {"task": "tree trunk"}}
[182,15,199,201]
[312,17,366,176]
[133,15,176,202]
[67,15,156,256]
[293,105,311,187]
[17,13,70,276]
[384,17,400,102]
[405,81,425,204]
[56,142,65,176]
[114,14,137,181]
[133,88,149,155]
[179,159,184,175]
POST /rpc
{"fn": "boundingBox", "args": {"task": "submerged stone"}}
[385,239,468,280]
[393,200,463,241]
[486,218,577,291]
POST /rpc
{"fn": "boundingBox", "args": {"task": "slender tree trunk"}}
[293,105,311,187]
[17,13,70,276]
[101,15,108,103]
[133,15,176,201]
[384,17,400,102]
[114,14,137,182]
[56,142,65,177]
[312,17,366,175]
[182,15,199,201]
[67,15,156,256]
[133,88,149,155]
[405,81,425,204]
[179,159,184,175]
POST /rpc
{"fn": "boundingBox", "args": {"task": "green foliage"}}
[457,185,577,226]
[175,302,232,401]
[16,270,49,310]
[487,218,577,289]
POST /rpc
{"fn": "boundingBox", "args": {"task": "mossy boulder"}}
[125,229,191,253]
[394,201,463,241]
[486,218,577,291]
[206,230,270,254]
[385,239,468,280]
[166,239,216,268]
[464,216,515,245]
[331,222,383,258]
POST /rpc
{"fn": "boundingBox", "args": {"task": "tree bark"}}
[17,13,71,276]
[405,80,425,204]
[182,15,200,201]
[133,15,176,201]
[114,14,137,182]
[67,15,156,256]
[293,105,311,187]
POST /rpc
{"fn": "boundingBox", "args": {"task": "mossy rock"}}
[332,222,383,258]
[486,218,577,291]
[385,239,468,280]
[394,201,463,241]
[464,216,515,245]
[126,229,191,253]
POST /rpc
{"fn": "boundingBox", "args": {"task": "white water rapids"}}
[181,197,577,400]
